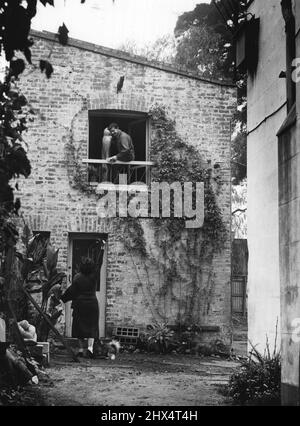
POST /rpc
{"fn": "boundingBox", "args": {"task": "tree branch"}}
[232,208,247,216]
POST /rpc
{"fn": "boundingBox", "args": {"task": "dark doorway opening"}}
[71,237,106,292]
[66,234,108,338]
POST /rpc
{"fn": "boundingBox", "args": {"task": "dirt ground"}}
[25,352,239,406]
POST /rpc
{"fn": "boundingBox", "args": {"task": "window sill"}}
[90,183,149,193]
[84,159,154,190]
[82,159,155,167]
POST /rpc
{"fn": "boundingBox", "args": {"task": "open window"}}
[86,110,152,185]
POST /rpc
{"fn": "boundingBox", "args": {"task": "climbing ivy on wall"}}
[63,97,96,195]
[150,104,226,245]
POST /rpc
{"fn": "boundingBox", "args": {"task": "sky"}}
[32,0,210,49]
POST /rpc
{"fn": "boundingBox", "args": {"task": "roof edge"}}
[30,29,236,88]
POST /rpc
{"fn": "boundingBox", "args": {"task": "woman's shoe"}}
[86,349,94,359]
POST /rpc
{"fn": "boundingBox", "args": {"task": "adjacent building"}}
[240,0,300,406]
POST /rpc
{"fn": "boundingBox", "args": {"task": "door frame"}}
[66,233,108,338]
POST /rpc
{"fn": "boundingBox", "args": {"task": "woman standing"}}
[101,128,112,182]
[61,258,99,358]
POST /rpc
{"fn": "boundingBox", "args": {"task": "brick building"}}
[17,30,235,345]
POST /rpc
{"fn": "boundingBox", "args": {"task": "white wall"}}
[247,0,287,353]
[279,0,300,401]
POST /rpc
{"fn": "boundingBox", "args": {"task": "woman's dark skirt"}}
[72,296,99,339]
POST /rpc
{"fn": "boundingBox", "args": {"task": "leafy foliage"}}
[39,60,54,79]
[175,1,247,183]
[10,59,26,78]
[227,343,281,406]
[138,323,175,354]
[149,104,226,247]
[120,217,147,258]
[20,226,65,341]
[213,0,249,27]
[174,2,235,80]
[136,323,230,356]
[232,131,247,184]
[232,75,247,183]
[0,75,32,257]
[118,35,177,64]
[0,1,54,264]
[40,1,54,6]
[232,179,247,239]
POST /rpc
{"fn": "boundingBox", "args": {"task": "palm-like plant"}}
[20,225,66,341]
[144,323,175,353]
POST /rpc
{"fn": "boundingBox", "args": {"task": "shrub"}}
[227,342,281,406]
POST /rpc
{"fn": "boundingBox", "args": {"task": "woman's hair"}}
[103,128,111,136]
[79,257,96,275]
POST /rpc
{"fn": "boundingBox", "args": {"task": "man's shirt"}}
[112,131,135,162]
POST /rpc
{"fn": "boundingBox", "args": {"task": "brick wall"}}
[16,31,236,344]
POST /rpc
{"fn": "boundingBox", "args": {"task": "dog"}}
[95,338,121,360]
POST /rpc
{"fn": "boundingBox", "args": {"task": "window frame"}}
[88,109,150,161]
[87,109,152,187]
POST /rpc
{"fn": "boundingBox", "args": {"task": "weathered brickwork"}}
[17,30,236,343]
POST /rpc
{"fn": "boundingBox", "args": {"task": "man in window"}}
[107,123,135,163]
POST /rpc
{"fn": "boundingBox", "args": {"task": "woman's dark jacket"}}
[61,272,99,339]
